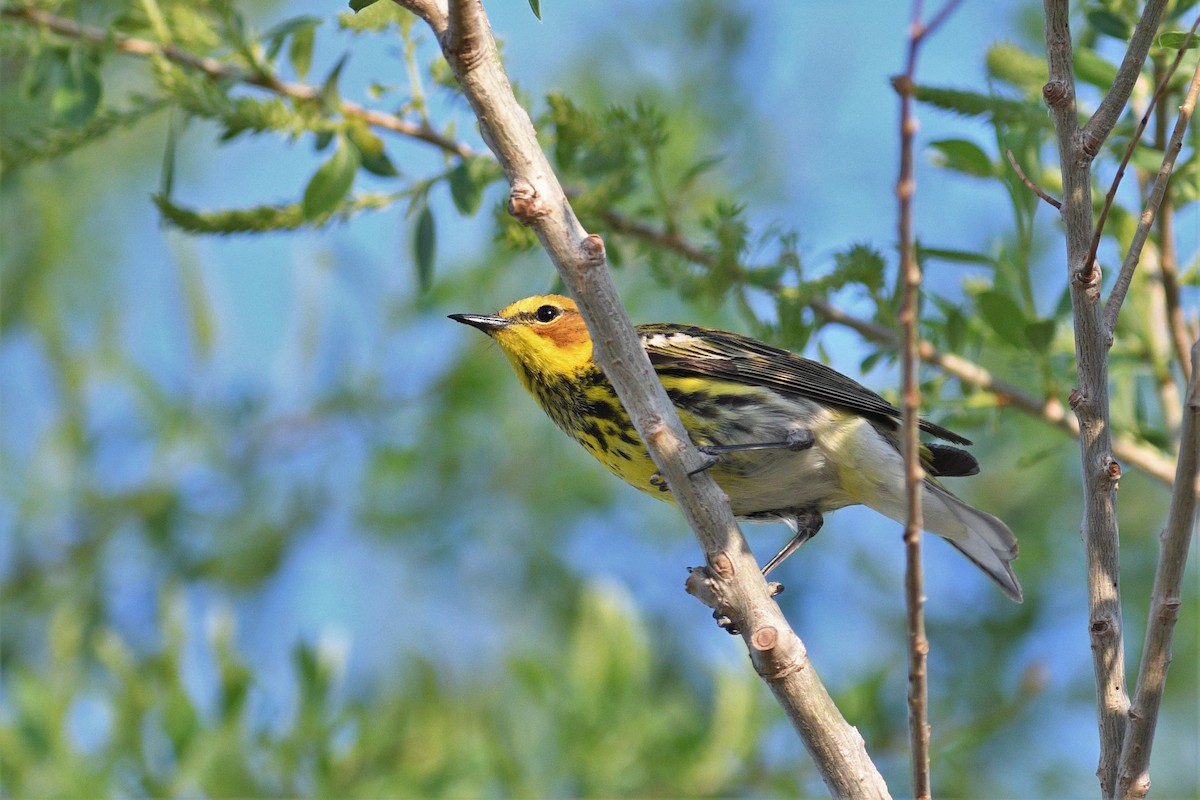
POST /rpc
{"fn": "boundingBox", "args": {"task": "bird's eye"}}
[534,304,561,323]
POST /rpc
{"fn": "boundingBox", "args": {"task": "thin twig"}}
[895,0,965,794]
[1157,196,1195,382]
[1080,0,1172,153]
[1103,36,1200,337]
[1005,149,1062,209]
[1115,340,1200,800]
[1086,18,1200,293]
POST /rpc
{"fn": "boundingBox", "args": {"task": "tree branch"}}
[1041,0,1168,793]
[1116,340,1200,800]
[394,0,890,795]
[895,1,964,793]
[1080,0,1170,154]
[1005,148,1062,209]
[1103,42,1200,337]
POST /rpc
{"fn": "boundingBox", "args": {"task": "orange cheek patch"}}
[540,318,590,348]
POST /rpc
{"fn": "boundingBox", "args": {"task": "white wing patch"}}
[640,330,702,349]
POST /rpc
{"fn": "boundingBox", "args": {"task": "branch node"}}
[1073,259,1101,288]
[507,180,547,226]
[579,233,606,266]
[708,550,735,579]
[1042,79,1072,108]
[751,625,779,652]
[683,566,719,609]
[752,627,806,680]
[1090,613,1118,638]
[1106,457,1123,487]
[1069,388,1086,410]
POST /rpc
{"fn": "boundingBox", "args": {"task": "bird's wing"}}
[638,322,972,446]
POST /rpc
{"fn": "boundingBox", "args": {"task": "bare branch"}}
[1005,148,1062,209]
[1116,340,1200,800]
[1104,43,1200,337]
[1040,0,1158,792]
[393,0,890,794]
[895,1,964,793]
[1080,0,1171,154]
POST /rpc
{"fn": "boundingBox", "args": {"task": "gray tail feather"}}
[923,481,1023,603]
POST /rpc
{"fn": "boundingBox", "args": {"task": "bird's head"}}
[449,295,594,385]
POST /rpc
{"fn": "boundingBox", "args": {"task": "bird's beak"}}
[448,312,511,334]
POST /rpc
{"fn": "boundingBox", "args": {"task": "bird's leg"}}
[691,428,816,474]
[651,429,816,487]
[761,508,824,576]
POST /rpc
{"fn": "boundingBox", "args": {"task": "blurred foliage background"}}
[1,0,1197,796]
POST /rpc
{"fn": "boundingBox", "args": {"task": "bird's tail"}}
[919,481,1023,602]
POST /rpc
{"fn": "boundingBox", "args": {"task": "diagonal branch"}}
[1103,44,1200,336]
[1088,17,1200,305]
[1005,148,1062,209]
[1080,0,1171,154]
[1116,340,1200,799]
[393,0,890,795]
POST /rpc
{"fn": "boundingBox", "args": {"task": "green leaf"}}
[976,289,1029,349]
[340,0,407,31]
[928,138,994,177]
[1086,8,1132,40]
[1157,31,1200,50]
[1127,144,1167,174]
[448,157,498,216]
[261,16,321,71]
[349,0,380,11]
[347,124,399,177]
[985,42,1047,90]
[302,135,360,219]
[1073,49,1119,89]
[913,84,1050,128]
[414,206,436,292]
[1023,318,1056,352]
[677,155,725,191]
[52,57,102,128]
[918,246,996,266]
[528,0,542,20]
[320,53,350,109]
[945,307,967,352]
[160,108,180,198]
[289,24,317,81]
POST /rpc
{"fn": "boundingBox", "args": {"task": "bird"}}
[450,294,1022,602]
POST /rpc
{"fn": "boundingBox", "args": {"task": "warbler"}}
[450,294,1022,602]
